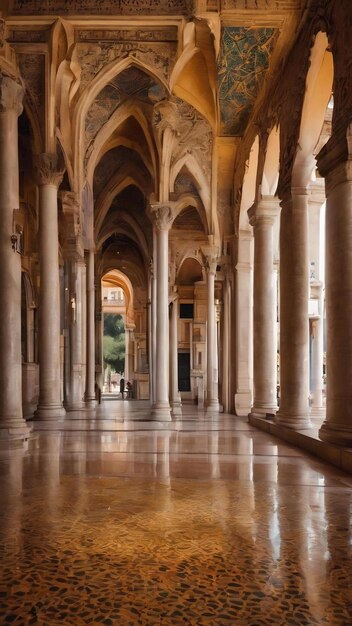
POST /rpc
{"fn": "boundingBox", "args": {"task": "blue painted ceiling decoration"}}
[217,27,277,136]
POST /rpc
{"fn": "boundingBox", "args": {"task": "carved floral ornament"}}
[148,203,174,232]
[202,247,220,275]
[34,153,65,188]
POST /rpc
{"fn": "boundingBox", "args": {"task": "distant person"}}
[120,377,125,399]
[95,382,102,404]
[126,380,132,399]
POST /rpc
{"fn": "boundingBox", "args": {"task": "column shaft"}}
[319,161,352,444]
[0,76,30,439]
[152,226,171,419]
[170,297,181,416]
[310,287,324,415]
[206,265,220,411]
[251,205,278,415]
[234,231,253,415]
[67,259,85,410]
[35,163,65,420]
[276,191,311,429]
[151,232,157,405]
[86,250,96,404]
[149,204,173,420]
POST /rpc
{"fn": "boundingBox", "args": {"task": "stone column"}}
[221,271,230,413]
[170,294,182,416]
[310,283,325,417]
[149,204,173,420]
[317,138,352,444]
[234,231,253,415]
[151,235,157,406]
[275,189,311,430]
[85,249,96,405]
[34,154,66,420]
[67,258,85,411]
[249,198,280,416]
[0,74,31,439]
[205,253,220,412]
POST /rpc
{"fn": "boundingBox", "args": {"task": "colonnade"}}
[247,127,352,447]
[1,71,352,451]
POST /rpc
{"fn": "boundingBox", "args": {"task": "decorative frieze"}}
[8,30,47,43]
[221,0,303,8]
[12,0,195,15]
[76,28,178,43]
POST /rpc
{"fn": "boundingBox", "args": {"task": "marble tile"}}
[0,404,352,625]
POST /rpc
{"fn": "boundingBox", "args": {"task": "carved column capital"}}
[202,246,220,276]
[0,73,23,116]
[34,153,65,188]
[148,203,174,232]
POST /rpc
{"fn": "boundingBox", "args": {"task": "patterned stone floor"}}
[0,401,352,625]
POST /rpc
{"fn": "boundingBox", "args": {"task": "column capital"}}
[34,153,65,188]
[202,246,220,275]
[148,203,174,232]
[317,125,352,196]
[0,73,23,116]
[248,196,281,228]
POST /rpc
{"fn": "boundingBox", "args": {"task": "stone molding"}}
[34,153,65,188]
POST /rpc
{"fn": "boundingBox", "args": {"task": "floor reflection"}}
[0,403,351,624]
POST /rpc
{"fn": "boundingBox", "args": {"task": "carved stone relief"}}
[173,98,213,179]
[220,0,303,9]
[76,28,178,43]
[8,30,47,43]
[76,41,176,93]
[85,66,167,153]
[17,53,45,141]
[12,0,195,15]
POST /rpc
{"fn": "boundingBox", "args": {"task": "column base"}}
[319,421,352,446]
[206,400,221,414]
[234,391,252,416]
[171,402,182,417]
[151,405,172,421]
[275,411,312,430]
[250,403,278,419]
[0,418,32,441]
[310,406,325,418]
[34,404,66,421]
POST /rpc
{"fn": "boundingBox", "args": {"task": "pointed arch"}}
[86,101,157,188]
[95,174,147,237]
[172,192,209,235]
[170,154,211,216]
[73,56,170,193]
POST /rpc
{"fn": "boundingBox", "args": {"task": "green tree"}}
[103,314,125,374]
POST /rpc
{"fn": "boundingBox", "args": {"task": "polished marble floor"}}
[0,401,352,625]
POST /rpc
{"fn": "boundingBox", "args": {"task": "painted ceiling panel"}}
[217,27,277,136]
